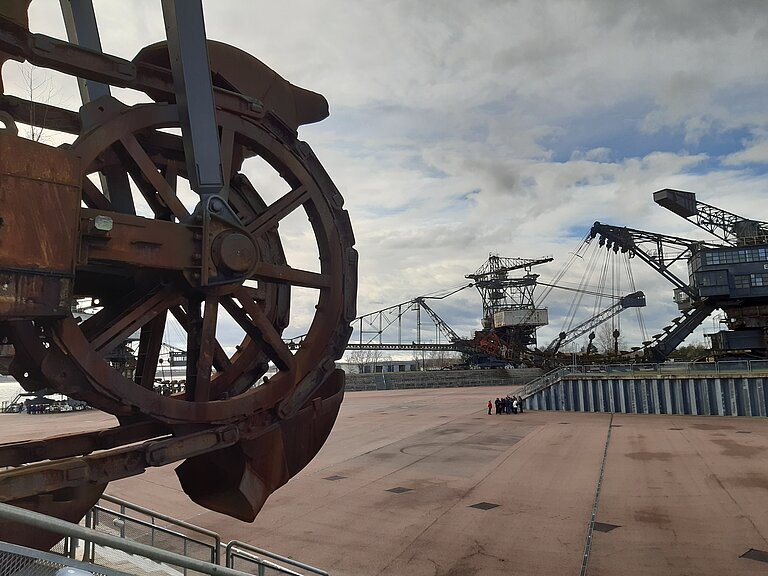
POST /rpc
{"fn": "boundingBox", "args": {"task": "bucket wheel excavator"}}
[589,188,768,361]
[0,0,356,549]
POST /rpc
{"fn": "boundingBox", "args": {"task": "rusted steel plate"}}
[0,133,80,316]
[0,134,80,271]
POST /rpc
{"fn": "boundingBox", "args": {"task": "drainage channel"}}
[579,413,614,576]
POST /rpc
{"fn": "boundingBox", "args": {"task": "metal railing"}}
[0,496,331,576]
[86,493,221,571]
[226,541,330,576]
[0,501,252,576]
[0,540,131,576]
[86,507,217,573]
[521,359,768,398]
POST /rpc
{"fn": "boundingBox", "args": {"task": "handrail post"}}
[84,509,93,562]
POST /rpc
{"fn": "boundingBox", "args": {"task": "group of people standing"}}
[488,395,523,415]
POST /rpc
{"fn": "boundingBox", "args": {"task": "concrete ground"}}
[2,385,768,575]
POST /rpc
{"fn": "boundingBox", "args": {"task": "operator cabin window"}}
[705,248,768,266]
[699,271,728,286]
[735,275,750,290]
[750,273,768,287]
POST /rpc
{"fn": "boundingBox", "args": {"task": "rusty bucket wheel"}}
[11,101,356,426]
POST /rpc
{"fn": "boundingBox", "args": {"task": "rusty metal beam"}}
[0,420,168,467]
[0,425,239,502]
[0,94,81,134]
[78,209,197,271]
[0,18,265,123]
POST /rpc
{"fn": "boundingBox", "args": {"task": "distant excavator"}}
[590,188,768,361]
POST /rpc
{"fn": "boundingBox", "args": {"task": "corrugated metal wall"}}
[524,376,768,417]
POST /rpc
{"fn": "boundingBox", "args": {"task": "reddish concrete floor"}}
[2,386,768,575]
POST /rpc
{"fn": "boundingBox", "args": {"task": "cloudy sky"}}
[5,0,768,357]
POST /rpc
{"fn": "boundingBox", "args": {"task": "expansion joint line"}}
[579,413,613,576]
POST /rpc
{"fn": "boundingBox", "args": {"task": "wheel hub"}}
[214,231,258,275]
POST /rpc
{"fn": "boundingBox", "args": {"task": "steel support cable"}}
[592,248,611,327]
[164,311,188,350]
[561,272,588,334]
[582,248,610,352]
[562,242,604,334]
[622,251,647,343]
[531,235,586,309]
[558,258,587,336]
[537,282,622,299]
[535,234,592,308]
[591,254,604,322]
[419,282,474,300]
[518,238,586,334]
[590,243,609,315]
[612,255,619,334]
[614,254,625,337]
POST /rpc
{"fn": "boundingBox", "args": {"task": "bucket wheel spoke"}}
[136,313,168,389]
[222,291,296,372]
[250,263,332,290]
[245,185,310,238]
[168,304,231,378]
[183,295,219,401]
[119,132,190,220]
[80,286,181,356]
[82,177,113,210]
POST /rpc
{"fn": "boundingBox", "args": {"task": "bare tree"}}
[593,323,626,355]
[17,62,60,142]
[412,350,425,371]
[346,348,384,373]
[423,350,459,370]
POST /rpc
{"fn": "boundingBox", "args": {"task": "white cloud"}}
[723,137,768,166]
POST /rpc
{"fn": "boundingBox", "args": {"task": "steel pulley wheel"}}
[10,101,356,426]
